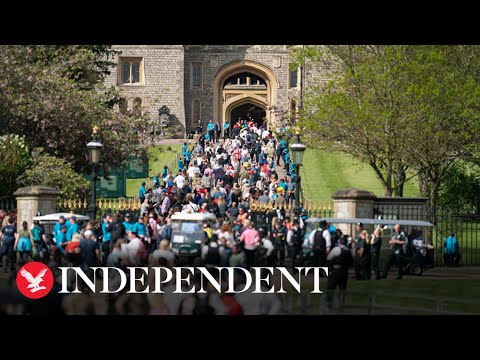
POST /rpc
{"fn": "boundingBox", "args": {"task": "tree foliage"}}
[0,134,31,199]
[17,148,90,198]
[438,163,480,214]
[0,45,150,175]
[294,45,480,208]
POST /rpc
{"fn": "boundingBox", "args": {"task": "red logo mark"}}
[16,262,54,299]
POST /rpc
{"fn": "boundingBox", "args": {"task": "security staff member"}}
[354,230,369,280]
[326,236,354,310]
[382,224,406,280]
[272,220,287,266]
[371,225,383,280]
[309,220,331,268]
[287,220,303,273]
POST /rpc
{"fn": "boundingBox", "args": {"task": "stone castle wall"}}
[104,45,186,137]
[103,45,328,137]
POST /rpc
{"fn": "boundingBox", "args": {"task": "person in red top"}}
[196,185,208,198]
[284,217,293,231]
[64,232,82,254]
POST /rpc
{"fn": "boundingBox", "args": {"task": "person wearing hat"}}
[326,235,354,310]
[309,220,331,270]
[382,224,406,280]
[79,230,101,279]
[53,215,67,247]
[274,187,286,208]
[123,214,133,236]
[139,181,147,204]
[66,215,79,242]
[287,219,304,272]
[132,216,147,242]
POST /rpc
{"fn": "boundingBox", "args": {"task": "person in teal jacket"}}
[139,182,147,204]
[56,225,68,254]
[66,216,79,241]
[53,216,67,242]
[122,214,133,235]
[101,214,112,257]
[132,216,147,240]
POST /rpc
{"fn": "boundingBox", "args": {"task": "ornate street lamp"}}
[86,125,103,221]
[289,129,307,220]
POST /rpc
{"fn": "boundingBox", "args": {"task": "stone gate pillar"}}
[13,186,60,229]
[331,188,376,236]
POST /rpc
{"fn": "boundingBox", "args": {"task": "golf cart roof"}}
[171,212,217,222]
[305,217,434,227]
[33,212,90,223]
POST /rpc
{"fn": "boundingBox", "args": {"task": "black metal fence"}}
[432,209,480,267]
[0,197,16,212]
[249,201,335,237]
[374,204,480,267]
[249,201,480,267]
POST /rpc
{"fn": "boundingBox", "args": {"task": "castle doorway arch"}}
[213,60,278,129]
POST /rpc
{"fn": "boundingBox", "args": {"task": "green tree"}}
[0,134,31,199]
[295,45,480,208]
[295,45,414,197]
[438,163,480,213]
[17,148,90,198]
[0,45,150,175]
[397,46,480,211]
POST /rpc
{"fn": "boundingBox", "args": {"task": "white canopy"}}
[33,212,90,223]
[171,212,216,222]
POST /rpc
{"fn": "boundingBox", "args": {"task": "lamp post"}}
[86,126,103,221]
[289,129,307,220]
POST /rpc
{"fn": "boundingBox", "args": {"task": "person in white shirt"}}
[187,165,200,184]
[174,172,185,189]
[126,231,145,266]
[261,236,275,266]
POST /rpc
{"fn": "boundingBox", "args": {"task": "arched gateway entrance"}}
[230,103,266,127]
[213,60,278,130]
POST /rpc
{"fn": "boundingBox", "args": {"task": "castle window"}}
[192,99,201,124]
[289,63,298,88]
[119,57,144,85]
[192,62,202,87]
[223,72,267,89]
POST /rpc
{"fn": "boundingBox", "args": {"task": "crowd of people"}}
[0,119,300,314]
[0,118,455,314]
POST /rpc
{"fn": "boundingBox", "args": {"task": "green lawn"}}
[126,144,183,197]
[284,277,480,314]
[301,148,420,203]
[344,278,480,314]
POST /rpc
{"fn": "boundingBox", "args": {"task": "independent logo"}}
[16,262,54,299]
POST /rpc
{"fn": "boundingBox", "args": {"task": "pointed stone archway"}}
[213,59,278,129]
[224,93,268,127]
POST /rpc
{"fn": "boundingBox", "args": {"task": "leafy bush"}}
[18,148,90,198]
[0,134,31,198]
